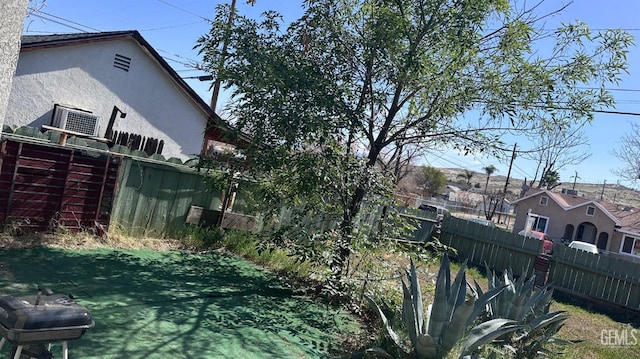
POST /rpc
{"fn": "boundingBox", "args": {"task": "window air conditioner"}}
[52,106,100,137]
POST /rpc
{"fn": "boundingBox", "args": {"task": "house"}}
[511,188,640,260]
[4,30,241,161]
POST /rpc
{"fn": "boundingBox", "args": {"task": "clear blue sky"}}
[21,0,640,188]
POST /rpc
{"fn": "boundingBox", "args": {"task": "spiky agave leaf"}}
[518,284,554,322]
[507,273,536,320]
[427,254,451,347]
[424,303,432,337]
[401,274,419,346]
[485,266,500,316]
[447,260,468,320]
[438,294,475,355]
[496,271,515,318]
[408,259,425,334]
[519,316,570,359]
[459,319,520,358]
[472,279,492,318]
[365,295,411,354]
[464,284,508,328]
[525,311,570,337]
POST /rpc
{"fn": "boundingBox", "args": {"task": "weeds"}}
[176,225,226,250]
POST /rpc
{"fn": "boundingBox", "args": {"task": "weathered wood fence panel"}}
[428,216,640,311]
[110,157,225,237]
[439,216,542,278]
[549,244,640,310]
[0,138,120,232]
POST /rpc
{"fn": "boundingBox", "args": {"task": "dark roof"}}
[20,31,230,136]
[21,31,138,47]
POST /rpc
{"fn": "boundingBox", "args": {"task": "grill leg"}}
[11,345,22,359]
[0,338,5,352]
[62,341,68,359]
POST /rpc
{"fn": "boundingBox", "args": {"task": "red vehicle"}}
[518,230,553,254]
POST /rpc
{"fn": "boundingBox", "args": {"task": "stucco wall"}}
[0,0,28,136]
[513,198,569,239]
[6,38,206,161]
[514,195,618,251]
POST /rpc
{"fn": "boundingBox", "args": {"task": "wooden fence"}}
[110,157,258,237]
[0,135,255,237]
[439,216,542,278]
[549,244,640,310]
[430,215,640,312]
[0,137,121,232]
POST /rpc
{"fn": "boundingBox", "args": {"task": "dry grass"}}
[0,231,181,251]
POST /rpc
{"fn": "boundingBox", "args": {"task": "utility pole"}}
[600,180,606,201]
[499,143,517,223]
[211,0,256,228]
[210,0,237,111]
[571,171,580,191]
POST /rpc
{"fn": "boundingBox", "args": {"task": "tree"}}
[612,122,640,183]
[483,165,498,194]
[456,169,474,186]
[418,166,447,197]
[481,165,499,220]
[196,0,631,282]
[540,169,561,190]
[523,123,591,189]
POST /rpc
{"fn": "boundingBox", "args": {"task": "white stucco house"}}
[4,30,238,161]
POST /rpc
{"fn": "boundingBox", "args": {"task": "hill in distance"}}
[438,167,640,208]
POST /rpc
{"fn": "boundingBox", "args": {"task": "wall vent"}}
[114,53,131,72]
[52,105,100,137]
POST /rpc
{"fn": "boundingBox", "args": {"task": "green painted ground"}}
[0,247,361,358]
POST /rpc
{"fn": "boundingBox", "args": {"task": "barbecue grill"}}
[0,286,94,359]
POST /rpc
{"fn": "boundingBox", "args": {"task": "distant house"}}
[5,30,241,161]
[511,188,640,260]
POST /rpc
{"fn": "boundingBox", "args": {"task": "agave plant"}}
[474,268,575,358]
[366,254,519,359]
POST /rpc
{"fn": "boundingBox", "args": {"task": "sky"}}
[20,0,640,188]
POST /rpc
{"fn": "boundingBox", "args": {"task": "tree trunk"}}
[330,142,382,281]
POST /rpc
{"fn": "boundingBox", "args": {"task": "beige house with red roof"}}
[511,188,640,260]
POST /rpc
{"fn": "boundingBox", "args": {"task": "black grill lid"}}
[0,294,93,330]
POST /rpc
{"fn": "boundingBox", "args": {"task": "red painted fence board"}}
[0,138,121,233]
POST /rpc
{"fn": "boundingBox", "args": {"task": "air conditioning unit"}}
[52,106,100,137]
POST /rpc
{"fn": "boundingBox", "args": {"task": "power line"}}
[588,109,640,116]
[139,21,204,32]
[26,8,204,70]
[154,0,212,22]
[29,13,91,33]
[32,9,102,32]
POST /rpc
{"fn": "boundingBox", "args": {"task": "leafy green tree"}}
[419,166,447,197]
[540,169,561,190]
[196,0,631,282]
